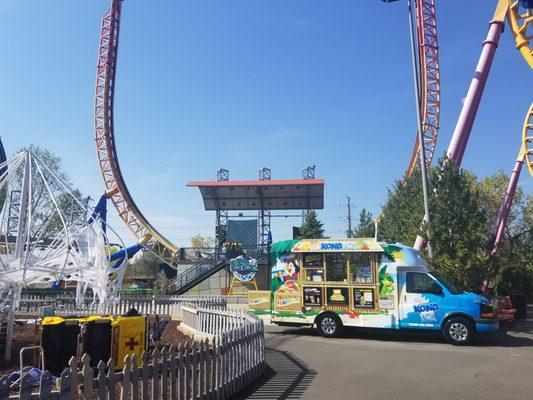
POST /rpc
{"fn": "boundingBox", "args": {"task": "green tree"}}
[18,145,87,237]
[427,159,488,290]
[354,208,375,238]
[378,167,424,244]
[190,234,214,249]
[154,270,169,295]
[477,171,523,233]
[125,251,161,278]
[378,155,532,296]
[299,210,325,239]
[477,173,532,295]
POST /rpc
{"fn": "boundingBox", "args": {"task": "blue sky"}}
[1,0,531,247]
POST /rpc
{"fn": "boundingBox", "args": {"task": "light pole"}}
[407,0,433,257]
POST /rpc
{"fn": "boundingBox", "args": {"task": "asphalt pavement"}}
[234,305,533,400]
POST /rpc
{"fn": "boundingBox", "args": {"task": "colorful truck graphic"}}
[248,238,498,345]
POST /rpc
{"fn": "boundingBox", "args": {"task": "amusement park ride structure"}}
[92,0,443,273]
[384,0,441,182]
[91,0,532,295]
[386,0,533,255]
[94,0,180,267]
[0,148,132,362]
[442,0,533,255]
[0,150,131,307]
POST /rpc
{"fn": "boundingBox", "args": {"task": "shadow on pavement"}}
[231,347,317,399]
[268,324,533,348]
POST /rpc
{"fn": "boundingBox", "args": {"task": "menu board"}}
[326,287,349,306]
[303,287,323,307]
[303,253,323,268]
[305,268,324,282]
[354,288,375,309]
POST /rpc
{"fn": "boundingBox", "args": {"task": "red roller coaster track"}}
[404,0,441,180]
[94,0,180,265]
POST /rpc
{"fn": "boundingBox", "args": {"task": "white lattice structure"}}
[0,149,128,310]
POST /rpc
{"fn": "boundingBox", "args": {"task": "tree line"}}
[300,156,532,296]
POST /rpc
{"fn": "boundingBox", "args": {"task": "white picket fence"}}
[1,301,265,400]
[16,295,229,317]
[177,305,253,337]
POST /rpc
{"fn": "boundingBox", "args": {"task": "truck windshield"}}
[430,272,462,294]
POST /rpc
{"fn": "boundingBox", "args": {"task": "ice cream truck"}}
[248,238,498,345]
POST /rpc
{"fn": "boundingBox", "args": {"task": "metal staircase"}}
[169,252,227,295]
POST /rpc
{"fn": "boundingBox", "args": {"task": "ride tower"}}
[188,169,325,261]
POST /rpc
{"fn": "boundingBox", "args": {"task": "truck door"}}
[399,270,445,330]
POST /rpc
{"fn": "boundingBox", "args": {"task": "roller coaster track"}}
[93,0,440,263]
[508,1,533,70]
[376,0,440,230]
[523,102,533,176]
[482,0,533,255]
[404,0,441,181]
[94,0,180,265]
[508,1,533,177]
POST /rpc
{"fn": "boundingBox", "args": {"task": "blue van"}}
[248,238,498,345]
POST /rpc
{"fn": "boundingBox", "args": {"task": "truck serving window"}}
[325,253,347,282]
[406,272,439,294]
[349,253,374,283]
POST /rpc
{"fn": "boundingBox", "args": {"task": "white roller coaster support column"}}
[15,153,31,263]
[3,290,15,363]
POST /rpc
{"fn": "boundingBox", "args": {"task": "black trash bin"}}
[510,294,527,319]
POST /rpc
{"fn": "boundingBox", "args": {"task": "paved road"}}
[235,306,533,400]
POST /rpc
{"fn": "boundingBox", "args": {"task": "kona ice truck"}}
[248,238,498,345]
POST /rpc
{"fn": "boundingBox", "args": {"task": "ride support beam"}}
[491,148,525,255]
[447,1,508,167]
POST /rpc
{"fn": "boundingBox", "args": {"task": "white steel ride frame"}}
[0,150,128,308]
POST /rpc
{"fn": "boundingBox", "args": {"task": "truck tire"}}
[443,316,474,345]
[316,313,342,338]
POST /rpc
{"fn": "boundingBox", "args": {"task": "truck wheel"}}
[443,317,474,345]
[317,313,342,338]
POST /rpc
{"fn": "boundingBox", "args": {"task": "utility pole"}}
[346,196,353,238]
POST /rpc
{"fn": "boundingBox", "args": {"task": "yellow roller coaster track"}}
[523,102,533,176]
[508,1,533,70]
[507,1,533,176]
